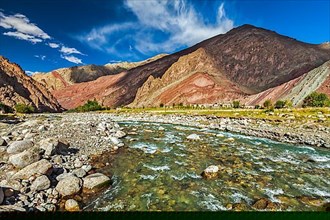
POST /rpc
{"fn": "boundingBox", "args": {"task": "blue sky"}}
[0,0,329,73]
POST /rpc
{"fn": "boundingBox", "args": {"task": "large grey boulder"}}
[11,159,53,180]
[8,148,41,168]
[31,175,50,192]
[83,173,110,192]
[39,138,69,156]
[6,140,34,154]
[55,176,82,197]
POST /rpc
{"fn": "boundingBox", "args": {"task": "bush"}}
[15,103,35,113]
[263,99,273,109]
[70,100,103,112]
[232,101,240,108]
[303,92,330,107]
[0,103,13,113]
[275,100,286,109]
[159,103,164,108]
[254,104,260,109]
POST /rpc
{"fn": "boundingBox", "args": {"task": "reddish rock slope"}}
[51,24,330,109]
[0,56,63,112]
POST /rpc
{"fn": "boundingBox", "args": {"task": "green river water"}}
[84,121,330,211]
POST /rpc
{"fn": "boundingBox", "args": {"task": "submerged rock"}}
[201,165,219,179]
[186,134,201,141]
[82,173,110,192]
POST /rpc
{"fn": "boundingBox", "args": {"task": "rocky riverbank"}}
[0,113,126,211]
[107,112,330,148]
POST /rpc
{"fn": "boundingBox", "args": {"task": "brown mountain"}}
[0,56,63,112]
[49,24,330,109]
[32,54,167,91]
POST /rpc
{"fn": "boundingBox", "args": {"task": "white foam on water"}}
[174,161,187,166]
[263,188,284,202]
[302,185,330,197]
[259,166,275,172]
[171,174,186,181]
[130,142,158,154]
[174,152,186,157]
[230,192,253,204]
[186,172,202,179]
[143,164,171,171]
[161,147,172,153]
[139,174,158,180]
[308,155,330,162]
[297,145,316,152]
[199,194,227,211]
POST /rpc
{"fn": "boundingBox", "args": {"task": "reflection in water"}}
[85,121,330,211]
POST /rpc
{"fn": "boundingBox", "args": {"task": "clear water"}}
[84,121,330,211]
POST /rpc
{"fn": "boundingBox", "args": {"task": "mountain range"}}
[1,24,330,111]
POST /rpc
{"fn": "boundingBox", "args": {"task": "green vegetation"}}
[263,99,273,109]
[0,102,13,113]
[15,103,35,113]
[303,92,330,107]
[68,100,104,112]
[159,103,164,108]
[254,105,261,109]
[275,100,293,109]
[232,100,240,108]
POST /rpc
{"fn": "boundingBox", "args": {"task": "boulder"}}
[56,173,75,182]
[6,140,34,154]
[31,175,50,192]
[11,159,53,180]
[201,165,219,179]
[187,134,201,141]
[0,179,22,191]
[252,198,282,210]
[83,173,110,192]
[65,199,80,211]
[39,138,69,156]
[55,176,82,197]
[72,168,86,178]
[110,136,121,145]
[8,148,41,168]
[114,130,126,138]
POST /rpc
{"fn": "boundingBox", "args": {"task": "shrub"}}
[263,99,273,109]
[275,100,286,109]
[0,103,13,113]
[232,101,240,108]
[15,103,35,113]
[70,100,103,112]
[254,104,260,109]
[302,92,330,107]
[159,103,164,108]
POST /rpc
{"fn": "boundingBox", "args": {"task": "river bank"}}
[106,111,330,148]
[0,113,126,211]
[0,112,329,211]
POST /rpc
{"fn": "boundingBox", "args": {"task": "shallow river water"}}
[84,121,330,211]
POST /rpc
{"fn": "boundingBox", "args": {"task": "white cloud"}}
[59,46,84,55]
[0,11,50,43]
[48,42,60,48]
[34,55,46,60]
[25,70,37,76]
[78,0,234,56]
[61,55,83,64]
[3,31,42,43]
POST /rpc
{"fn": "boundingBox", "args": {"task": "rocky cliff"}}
[0,56,63,112]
